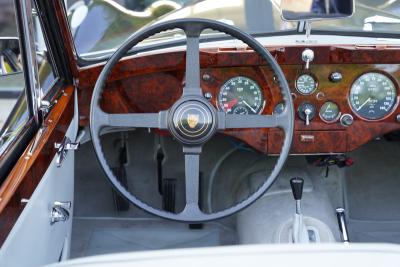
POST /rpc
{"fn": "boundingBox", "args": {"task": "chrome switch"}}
[298,103,316,126]
[304,108,312,126]
[301,48,314,70]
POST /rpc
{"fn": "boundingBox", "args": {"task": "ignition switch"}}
[298,102,316,126]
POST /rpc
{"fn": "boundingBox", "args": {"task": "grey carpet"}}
[348,220,400,243]
[71,218,236,258]
[237,157,342,244]
[72,131,240,259]
[345,140,400,243]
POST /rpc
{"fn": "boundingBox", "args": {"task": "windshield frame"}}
[73,27,400,67]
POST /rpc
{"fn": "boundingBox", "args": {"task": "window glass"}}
[32,0,58,97]
[0,0,29,155]
[0,0,58,156]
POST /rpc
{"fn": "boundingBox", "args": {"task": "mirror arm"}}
[296,20,313,41]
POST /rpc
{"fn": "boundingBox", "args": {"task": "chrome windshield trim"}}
[14,0,41,124]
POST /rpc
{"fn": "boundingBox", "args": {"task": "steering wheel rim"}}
[89,18,294,222]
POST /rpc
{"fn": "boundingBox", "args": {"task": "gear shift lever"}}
[290,177,308,243]
[290,177,304,214]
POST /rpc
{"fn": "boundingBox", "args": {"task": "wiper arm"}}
[363,15,400,31]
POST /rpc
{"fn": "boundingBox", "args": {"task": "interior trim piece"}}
[0,85,75,247]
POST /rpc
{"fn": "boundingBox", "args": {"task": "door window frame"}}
[0,0,70,181]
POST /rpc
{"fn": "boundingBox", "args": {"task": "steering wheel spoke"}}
[182,24,204,97]
[95,110,168,130]
[180,146,204,217]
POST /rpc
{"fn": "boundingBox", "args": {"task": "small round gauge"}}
[296,74,317,95]
[233,105,249,115]
[319,101,340,122]
[218,76,264,114]
[274,103,285,114]
[349,72,397,120]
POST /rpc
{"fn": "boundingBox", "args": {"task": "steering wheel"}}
[90,18,294,222]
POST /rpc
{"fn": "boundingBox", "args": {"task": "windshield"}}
[65,0,400,60]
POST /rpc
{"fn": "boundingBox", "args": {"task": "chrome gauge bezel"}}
[217,76,265,115]
[295,73,318,95]
[319,101,341,123]
[348,72,398,121]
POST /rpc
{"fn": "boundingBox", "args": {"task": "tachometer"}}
[218,76,264,114]
[349,72,397,120]
[296,74,317,95]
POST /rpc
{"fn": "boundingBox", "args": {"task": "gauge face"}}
[319,101,340,122]
[274,103,285,114]
[218,76,264,114]
[296,74,317,95]
[349,72,397,120]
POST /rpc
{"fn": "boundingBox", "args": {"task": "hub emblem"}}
[187,114,199,129]
[170,100,216,144]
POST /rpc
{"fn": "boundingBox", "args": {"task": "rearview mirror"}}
[0,37,22,76]
[280,0,354,21]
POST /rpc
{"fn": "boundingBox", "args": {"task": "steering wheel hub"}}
[169,99,216,145]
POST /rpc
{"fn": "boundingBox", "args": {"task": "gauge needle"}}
[356,97,371,111]
[242,100,257,113]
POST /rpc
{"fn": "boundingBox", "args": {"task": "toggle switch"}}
[298,103,316,126]
[301,49,314,70]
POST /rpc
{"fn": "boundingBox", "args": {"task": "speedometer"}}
[218,76,264,114]
[349,72,397,120]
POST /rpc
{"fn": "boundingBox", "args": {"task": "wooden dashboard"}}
[77,45,400,154]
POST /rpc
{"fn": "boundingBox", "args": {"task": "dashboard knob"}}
[304,108,312,126]
[301,49,314,70]
[340,114,354,127]
[330,72,343,83]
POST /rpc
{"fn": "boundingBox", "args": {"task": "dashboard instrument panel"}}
[77,45,400,155]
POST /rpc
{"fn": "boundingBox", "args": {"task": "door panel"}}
[0,86,77,266]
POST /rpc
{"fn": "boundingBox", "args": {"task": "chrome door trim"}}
[14,0,41,124]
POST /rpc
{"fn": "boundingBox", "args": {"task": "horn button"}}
[169,99,217,145]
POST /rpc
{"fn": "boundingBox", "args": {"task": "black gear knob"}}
[290,177,304,200]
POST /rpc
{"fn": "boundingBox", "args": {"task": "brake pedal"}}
[162,178,176,212]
